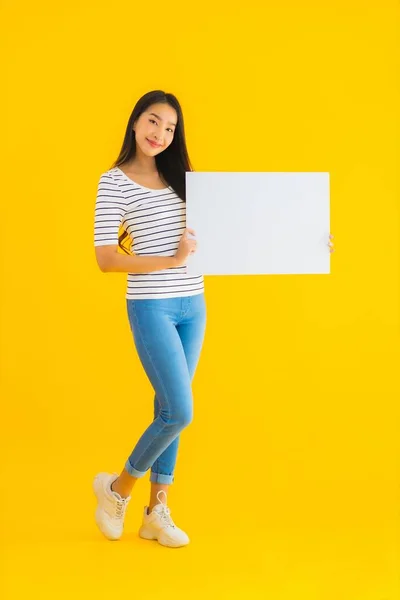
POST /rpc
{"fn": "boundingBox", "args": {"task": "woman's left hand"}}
[328,234,335,253]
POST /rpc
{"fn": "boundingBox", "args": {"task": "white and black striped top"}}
[94,167,205,300]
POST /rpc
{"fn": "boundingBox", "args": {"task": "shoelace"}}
[156,503,176,529]
[114,496,130,520]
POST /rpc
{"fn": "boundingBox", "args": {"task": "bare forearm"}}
[103,252,180,274]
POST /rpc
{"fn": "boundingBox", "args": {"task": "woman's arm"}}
[95,245,179,273]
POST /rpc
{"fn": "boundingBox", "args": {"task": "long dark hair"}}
[109,90,194,254]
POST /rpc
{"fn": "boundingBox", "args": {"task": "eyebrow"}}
[149,112,177,127]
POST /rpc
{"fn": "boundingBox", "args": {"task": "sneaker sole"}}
[139,526,189,548]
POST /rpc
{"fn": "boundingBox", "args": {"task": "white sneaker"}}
[138,490,190,548]
[93,472,131,540]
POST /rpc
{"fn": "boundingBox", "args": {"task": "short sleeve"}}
[94,172,127,247]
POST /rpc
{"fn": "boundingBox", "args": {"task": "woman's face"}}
[133,103,177,156]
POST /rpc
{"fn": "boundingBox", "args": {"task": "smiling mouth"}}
[147,139,161,148]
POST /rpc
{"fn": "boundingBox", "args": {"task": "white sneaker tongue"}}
[154,504,175,526]
[112,489,127,502]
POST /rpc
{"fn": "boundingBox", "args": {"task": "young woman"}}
[92,90,206,548]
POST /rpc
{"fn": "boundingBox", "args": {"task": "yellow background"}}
[1,1,399,598]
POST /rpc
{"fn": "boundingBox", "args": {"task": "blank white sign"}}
[185,172,330,276]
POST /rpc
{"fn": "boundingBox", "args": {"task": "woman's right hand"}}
[174,228,198,267]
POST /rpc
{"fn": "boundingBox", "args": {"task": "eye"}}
[149,119,174,133]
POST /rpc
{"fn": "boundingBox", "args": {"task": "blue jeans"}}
[124,293,207,485]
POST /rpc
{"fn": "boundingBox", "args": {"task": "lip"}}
[146,138,161,148]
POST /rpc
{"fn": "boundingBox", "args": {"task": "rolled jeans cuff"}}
[125,460,174,485]
[150,471,174,485]
[124,459,147,479]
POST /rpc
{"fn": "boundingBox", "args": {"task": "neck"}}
[128,148,157,174]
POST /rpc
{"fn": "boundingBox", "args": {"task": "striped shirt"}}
[93,167,205,300]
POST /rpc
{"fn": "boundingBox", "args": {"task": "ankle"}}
[111,479,129,499]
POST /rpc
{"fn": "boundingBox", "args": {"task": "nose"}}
[153,129,167,143]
